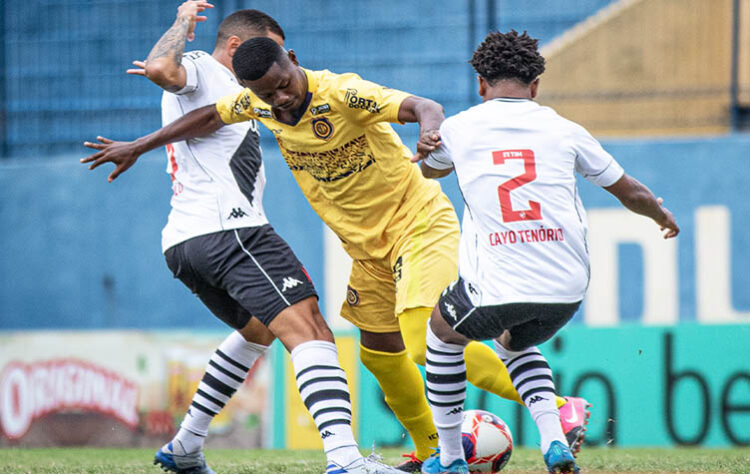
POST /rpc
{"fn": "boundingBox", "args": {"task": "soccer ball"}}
[461,409,513,472]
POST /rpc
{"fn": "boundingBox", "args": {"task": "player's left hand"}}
[126,60,147,76]
[81,137,142,182]
[412,129,442,162]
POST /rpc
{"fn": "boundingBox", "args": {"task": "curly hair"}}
[470,30,546,85]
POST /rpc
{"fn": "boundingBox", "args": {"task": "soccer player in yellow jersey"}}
[82,36,590,471]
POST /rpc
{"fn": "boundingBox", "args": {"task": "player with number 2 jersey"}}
[418,30,679,474]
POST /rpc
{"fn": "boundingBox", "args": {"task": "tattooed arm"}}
[137,1,214,92]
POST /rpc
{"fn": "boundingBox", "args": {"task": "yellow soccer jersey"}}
[216,68,442,260]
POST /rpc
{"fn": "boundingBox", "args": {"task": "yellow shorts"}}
[340,193,460,333]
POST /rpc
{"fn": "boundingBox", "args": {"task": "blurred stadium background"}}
[1,0,748,455]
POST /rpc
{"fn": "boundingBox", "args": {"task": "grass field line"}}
[0,447,748,473]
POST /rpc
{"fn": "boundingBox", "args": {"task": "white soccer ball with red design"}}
[461,409,513,472]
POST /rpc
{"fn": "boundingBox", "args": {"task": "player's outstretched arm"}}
[398,96,445,161]
[129,1,214,92]
[604,174,680,239]
[81,104,225,182]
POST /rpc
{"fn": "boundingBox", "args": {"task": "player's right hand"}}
[81,137,141,183]
[655,197,680,239]
[177,1,214,42]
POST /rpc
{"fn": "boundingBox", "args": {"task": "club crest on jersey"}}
[312,117,334,140]
[346,286,359,306]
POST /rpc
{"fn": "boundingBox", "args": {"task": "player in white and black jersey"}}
[84,3,400,474]
[414,31,679,474]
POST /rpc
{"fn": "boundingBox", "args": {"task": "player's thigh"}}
[501,302,581,351]
[391,193,459,315]
[221,226,319,329]
[340,258,400,333]
[165,242,254,329]
[164,241,251,329]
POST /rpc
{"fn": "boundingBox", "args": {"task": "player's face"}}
[242,58,307,113]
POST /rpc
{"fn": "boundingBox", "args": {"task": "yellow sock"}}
[359,345,437,461]
[397,307,567,408]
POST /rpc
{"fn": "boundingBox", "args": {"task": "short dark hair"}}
[470,30,546,85]
[233,37,287,81]
[217,9,285,45]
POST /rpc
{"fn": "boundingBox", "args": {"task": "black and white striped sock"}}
[174,331,267,454]
[425,325,467,466]
[493,342,565,453]
[291,340,360,466]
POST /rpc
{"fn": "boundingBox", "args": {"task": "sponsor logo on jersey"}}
[312,117,334,140]
[233,93,253,115]
[281,277,303,292]
[183,51,206,60]
[346,286,360,306]
[227,208,248,219]
[252,107,272,118]
[310,103,331,116]
[344,89,381,114]
[392,256,403,283]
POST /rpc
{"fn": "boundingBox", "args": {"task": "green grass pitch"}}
[1,447,748,473]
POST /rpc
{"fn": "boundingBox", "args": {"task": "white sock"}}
[425,325,467,466]
[493,342,566,454]
[174,331,268,453]
[291,340,360,467]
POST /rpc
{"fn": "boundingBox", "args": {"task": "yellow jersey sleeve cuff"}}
[388,90,413,124]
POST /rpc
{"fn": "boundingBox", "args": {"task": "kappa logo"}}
[428,432,439,440]
[527,395,547,405]
[320,430,334,439]
[281,277,303,292]
[444,303,458,320]
[446,407,464,416]
[467,282,478,295]
[227,208,248,219]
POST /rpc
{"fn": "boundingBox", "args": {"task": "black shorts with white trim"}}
[164,225,317,329]
[438,277,580,350]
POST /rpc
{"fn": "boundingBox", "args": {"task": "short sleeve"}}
[573,125,624,187]
[173,54,199,95]
[215,88,258,125]
[334,74,412,127]
[424,120,455,170]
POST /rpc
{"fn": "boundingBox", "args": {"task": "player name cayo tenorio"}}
[489,227,564,246]
[344,89,381,114]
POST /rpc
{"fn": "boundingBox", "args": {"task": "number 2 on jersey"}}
[492,149,542,222]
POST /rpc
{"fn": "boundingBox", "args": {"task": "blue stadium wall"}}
[1,135,749,448]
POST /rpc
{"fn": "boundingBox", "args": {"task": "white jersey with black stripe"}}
[160,50,268,252]
[425,98,624,305]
